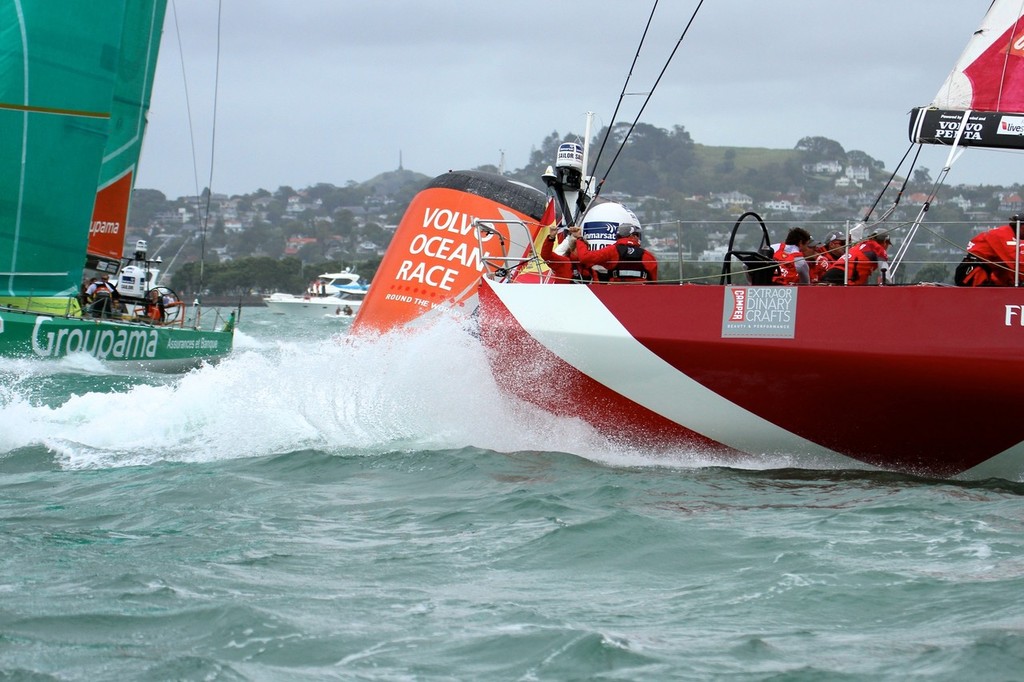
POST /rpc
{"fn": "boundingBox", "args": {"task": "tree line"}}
[168,256,380,300]
[140,122,1020,294]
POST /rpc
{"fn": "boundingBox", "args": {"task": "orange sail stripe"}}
[88,171,133,260]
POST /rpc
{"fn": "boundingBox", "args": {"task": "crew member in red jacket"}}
[956,216,1024,286]
[811,230,847,283]
[772,227,817,285]
[573,221,658,282]
[821,232,891,285]
[539,227,576,283]
[145,289,165,323]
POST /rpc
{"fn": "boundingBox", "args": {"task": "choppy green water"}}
[2,309,1023,680]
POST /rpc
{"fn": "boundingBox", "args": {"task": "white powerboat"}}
[263,290,366,317]
[263,270,368,317]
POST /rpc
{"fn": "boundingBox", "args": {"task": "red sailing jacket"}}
[963,225,1024,286]
[772,244,808,285]
[826,240,888,285]
[576,237,658,282]
[540,236,575,284]
[811,248,839,284]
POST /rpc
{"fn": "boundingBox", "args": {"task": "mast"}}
[580,111,595,209]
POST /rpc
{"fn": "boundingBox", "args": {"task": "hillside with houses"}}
[128,126,1024,296]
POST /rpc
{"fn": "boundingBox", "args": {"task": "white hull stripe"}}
[488,281,865,469]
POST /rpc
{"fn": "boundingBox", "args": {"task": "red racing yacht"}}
[355,2,1024,480]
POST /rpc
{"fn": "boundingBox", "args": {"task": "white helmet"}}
[581,202,641,248]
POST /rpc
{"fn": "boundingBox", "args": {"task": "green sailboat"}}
[0,0,235,372]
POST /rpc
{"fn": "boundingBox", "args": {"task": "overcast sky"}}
[136,0,1021,198]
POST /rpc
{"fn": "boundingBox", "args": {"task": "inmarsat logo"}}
[998,115,1024,136]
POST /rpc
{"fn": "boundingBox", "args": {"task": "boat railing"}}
[3,290,238,333]
[116,299,182,327]
[0,290,81,317]
[178,302,238,333]
[473,218,546,282]
[212,306,237,332]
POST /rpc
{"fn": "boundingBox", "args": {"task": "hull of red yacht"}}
[478,279,1024,480]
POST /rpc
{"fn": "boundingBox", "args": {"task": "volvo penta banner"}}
[910,107,1024,150]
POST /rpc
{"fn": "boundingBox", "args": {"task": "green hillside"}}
[693,144,800,173]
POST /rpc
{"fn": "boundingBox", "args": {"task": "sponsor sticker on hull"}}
[721,286,797,338]
[32,316,159,360]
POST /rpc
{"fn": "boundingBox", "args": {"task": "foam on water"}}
[0,317,623,468]
[228,323,268,352]
[0,313,801,473]
[0,351,112,378]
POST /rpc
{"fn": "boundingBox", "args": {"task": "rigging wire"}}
[169,1,203,279]
[169,0,221,299]
[889,148,961,277]
[859,142,921,229]
[198,0,223,297]
[587,0,659,186]
[593,0,706,201]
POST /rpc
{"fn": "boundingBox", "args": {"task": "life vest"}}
[810,248,837,284]
[609,243,650,281]
[852,242,885,283]
[826,242,886,285]
[772,244,804,285]
[956,254,997,286]
[90,281,115,300]
[960,225,1024,286]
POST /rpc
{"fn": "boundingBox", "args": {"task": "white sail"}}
[910,1,1024,149]
[931,0,1024,112]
